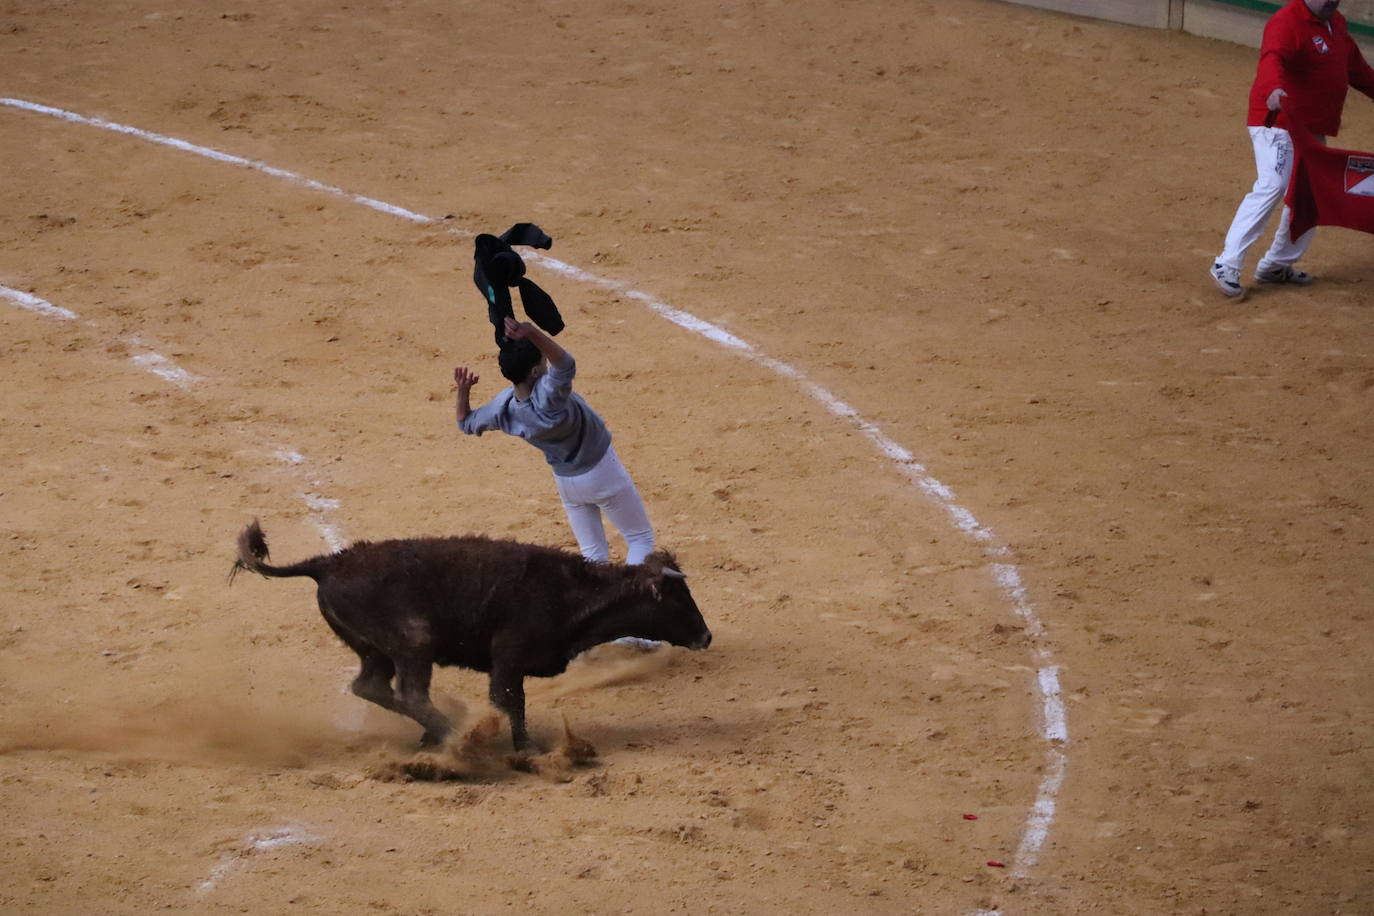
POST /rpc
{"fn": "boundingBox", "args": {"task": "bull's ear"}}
[636,551,683,597]
[640,549,681,574]
[633,562,664,599]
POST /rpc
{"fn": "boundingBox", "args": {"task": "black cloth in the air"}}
[472,222,564,346]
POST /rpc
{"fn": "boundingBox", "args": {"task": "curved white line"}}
[0,98,432,224]
[0,285,78,320]
[540,251,1071,889]
[197,825,321,893]
[1,283,340,895]
[127,339,204,388]
[2,97,1069,895]
[1,283,346,552]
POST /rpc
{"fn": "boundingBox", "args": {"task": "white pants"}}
[554,445,656,565]
[1217,126,1322,272]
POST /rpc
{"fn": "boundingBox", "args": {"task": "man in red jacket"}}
[1211,0,1374,298]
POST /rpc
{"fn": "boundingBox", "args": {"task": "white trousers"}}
[1217,126,1322,272]
[553,445,656,565]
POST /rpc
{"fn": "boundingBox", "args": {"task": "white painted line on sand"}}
[3,285,205,390]
[2,289,344,897]
[5,97,1070,899]
[197,825,322,894]
[126,337,205,388]
[266,446,348,551]
[0,98,432,225]
[298,488,347,553]
[542,250,1072,887]
[1,282,349,553]
[0,284,79,320]
[262,449,347,551]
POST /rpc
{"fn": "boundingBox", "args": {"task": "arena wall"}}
[998,0,1180,29]
[1000,0,1374,54]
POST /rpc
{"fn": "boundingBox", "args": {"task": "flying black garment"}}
[472,222,564,346]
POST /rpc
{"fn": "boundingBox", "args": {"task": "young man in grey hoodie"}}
[454,316,656,566]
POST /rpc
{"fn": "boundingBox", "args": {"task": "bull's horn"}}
[662,567,686,579]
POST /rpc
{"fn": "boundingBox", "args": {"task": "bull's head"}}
[638,552,712,651]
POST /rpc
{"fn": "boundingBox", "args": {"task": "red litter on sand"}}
[962,814,979,820]
[987,861,1006,868]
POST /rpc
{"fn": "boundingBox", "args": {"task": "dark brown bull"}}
[229,520,711,751]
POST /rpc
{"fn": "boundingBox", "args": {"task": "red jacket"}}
[1246,0,1374,136]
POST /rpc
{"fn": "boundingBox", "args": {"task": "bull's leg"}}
[349,652,402,713]
[392,657,453,748]
[488,666,530,752]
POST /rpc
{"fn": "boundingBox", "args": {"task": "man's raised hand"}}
[454,366,479,390]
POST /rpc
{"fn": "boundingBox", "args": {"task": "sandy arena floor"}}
[2,1,1373,913]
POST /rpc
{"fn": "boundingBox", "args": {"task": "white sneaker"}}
[1254,263,1314,285]
[612,637,661,651]
[1209,262,1245,298]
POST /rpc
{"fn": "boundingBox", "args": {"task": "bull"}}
[229,520,711,751]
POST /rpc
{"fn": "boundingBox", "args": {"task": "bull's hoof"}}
[418,730,447,749]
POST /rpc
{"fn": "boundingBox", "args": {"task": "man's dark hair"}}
[499,339,541,384]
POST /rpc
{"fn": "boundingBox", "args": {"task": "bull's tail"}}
[229,519,327,583]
